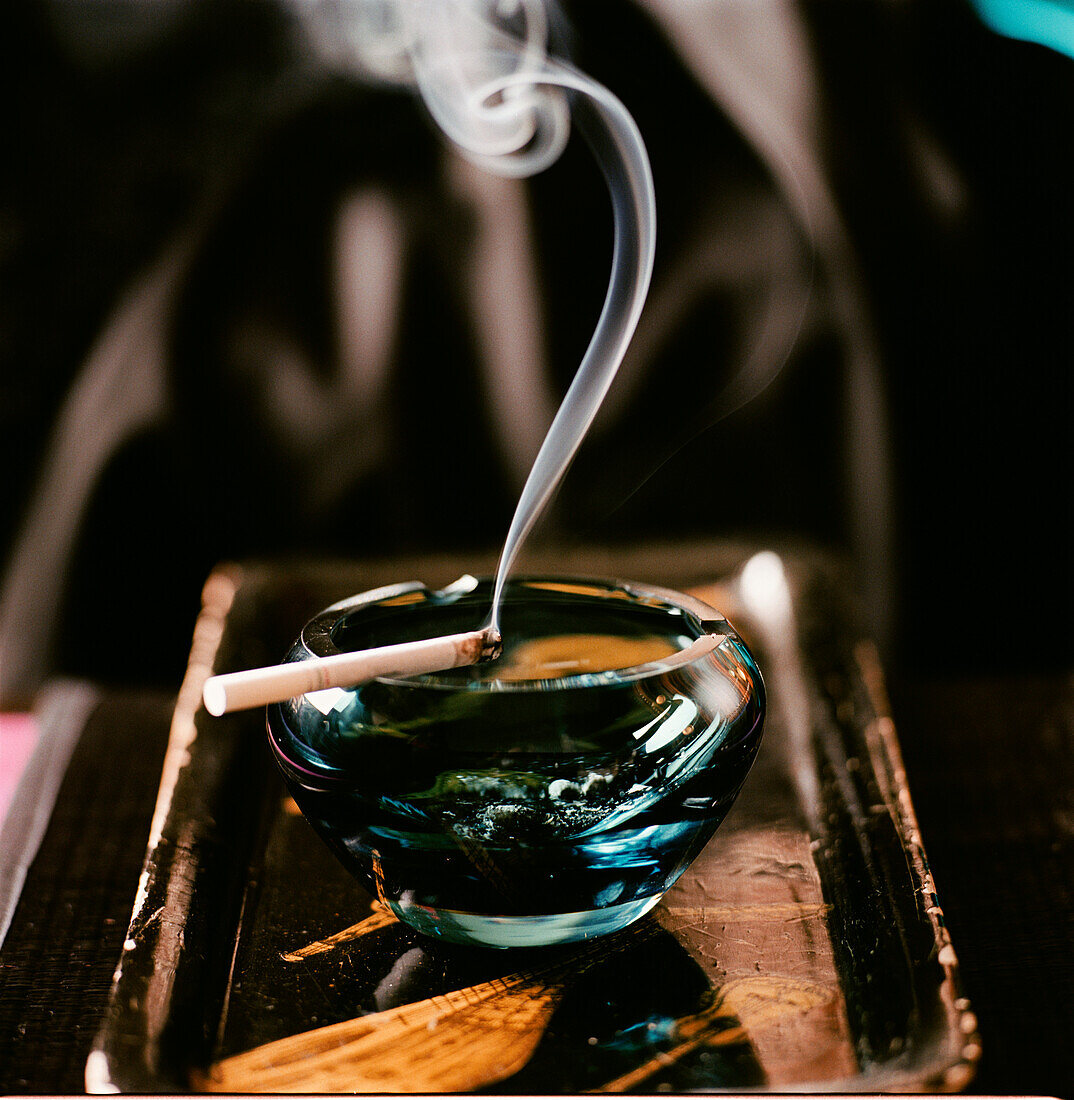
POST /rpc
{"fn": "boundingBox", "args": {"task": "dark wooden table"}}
[891,671,1074,1098]
[1,651,1072,1094]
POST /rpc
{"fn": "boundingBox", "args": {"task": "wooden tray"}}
[87,543,980,1093]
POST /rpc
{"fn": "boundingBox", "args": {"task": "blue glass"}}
[267,576,765,948]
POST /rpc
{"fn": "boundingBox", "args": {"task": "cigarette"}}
[202,628,503,716]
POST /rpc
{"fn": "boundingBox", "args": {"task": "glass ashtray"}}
[267,575,765,948]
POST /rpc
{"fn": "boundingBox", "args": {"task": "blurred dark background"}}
[2,0,1071,697]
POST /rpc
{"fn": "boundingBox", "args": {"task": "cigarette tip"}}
[482,627,503,662]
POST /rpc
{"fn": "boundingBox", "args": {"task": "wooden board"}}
[86,544,980,1093]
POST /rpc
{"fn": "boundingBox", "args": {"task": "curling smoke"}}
[404,0,572,178]
[485,63,654,632]
[294,0,571,176]
[408,0,656,629]
[297,0,656,632]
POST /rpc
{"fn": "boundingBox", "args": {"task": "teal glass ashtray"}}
[266,575,765,948]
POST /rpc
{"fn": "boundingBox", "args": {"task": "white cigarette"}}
[202,628,503,716]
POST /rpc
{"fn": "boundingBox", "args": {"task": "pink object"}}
[0,713,39,825]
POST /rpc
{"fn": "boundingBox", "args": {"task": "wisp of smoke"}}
[296,0,656,632]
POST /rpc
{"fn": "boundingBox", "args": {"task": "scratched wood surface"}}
[199,749,856,1093]
[89,547,978,1092]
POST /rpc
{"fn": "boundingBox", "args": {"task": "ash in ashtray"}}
[457,798,611,844]
[429,768,619,843]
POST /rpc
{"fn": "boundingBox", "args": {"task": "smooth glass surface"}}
[267,576,764,947]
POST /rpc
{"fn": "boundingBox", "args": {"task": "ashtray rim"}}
[296,573,738,694]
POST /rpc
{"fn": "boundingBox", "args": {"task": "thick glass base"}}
[387,893,663,948]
